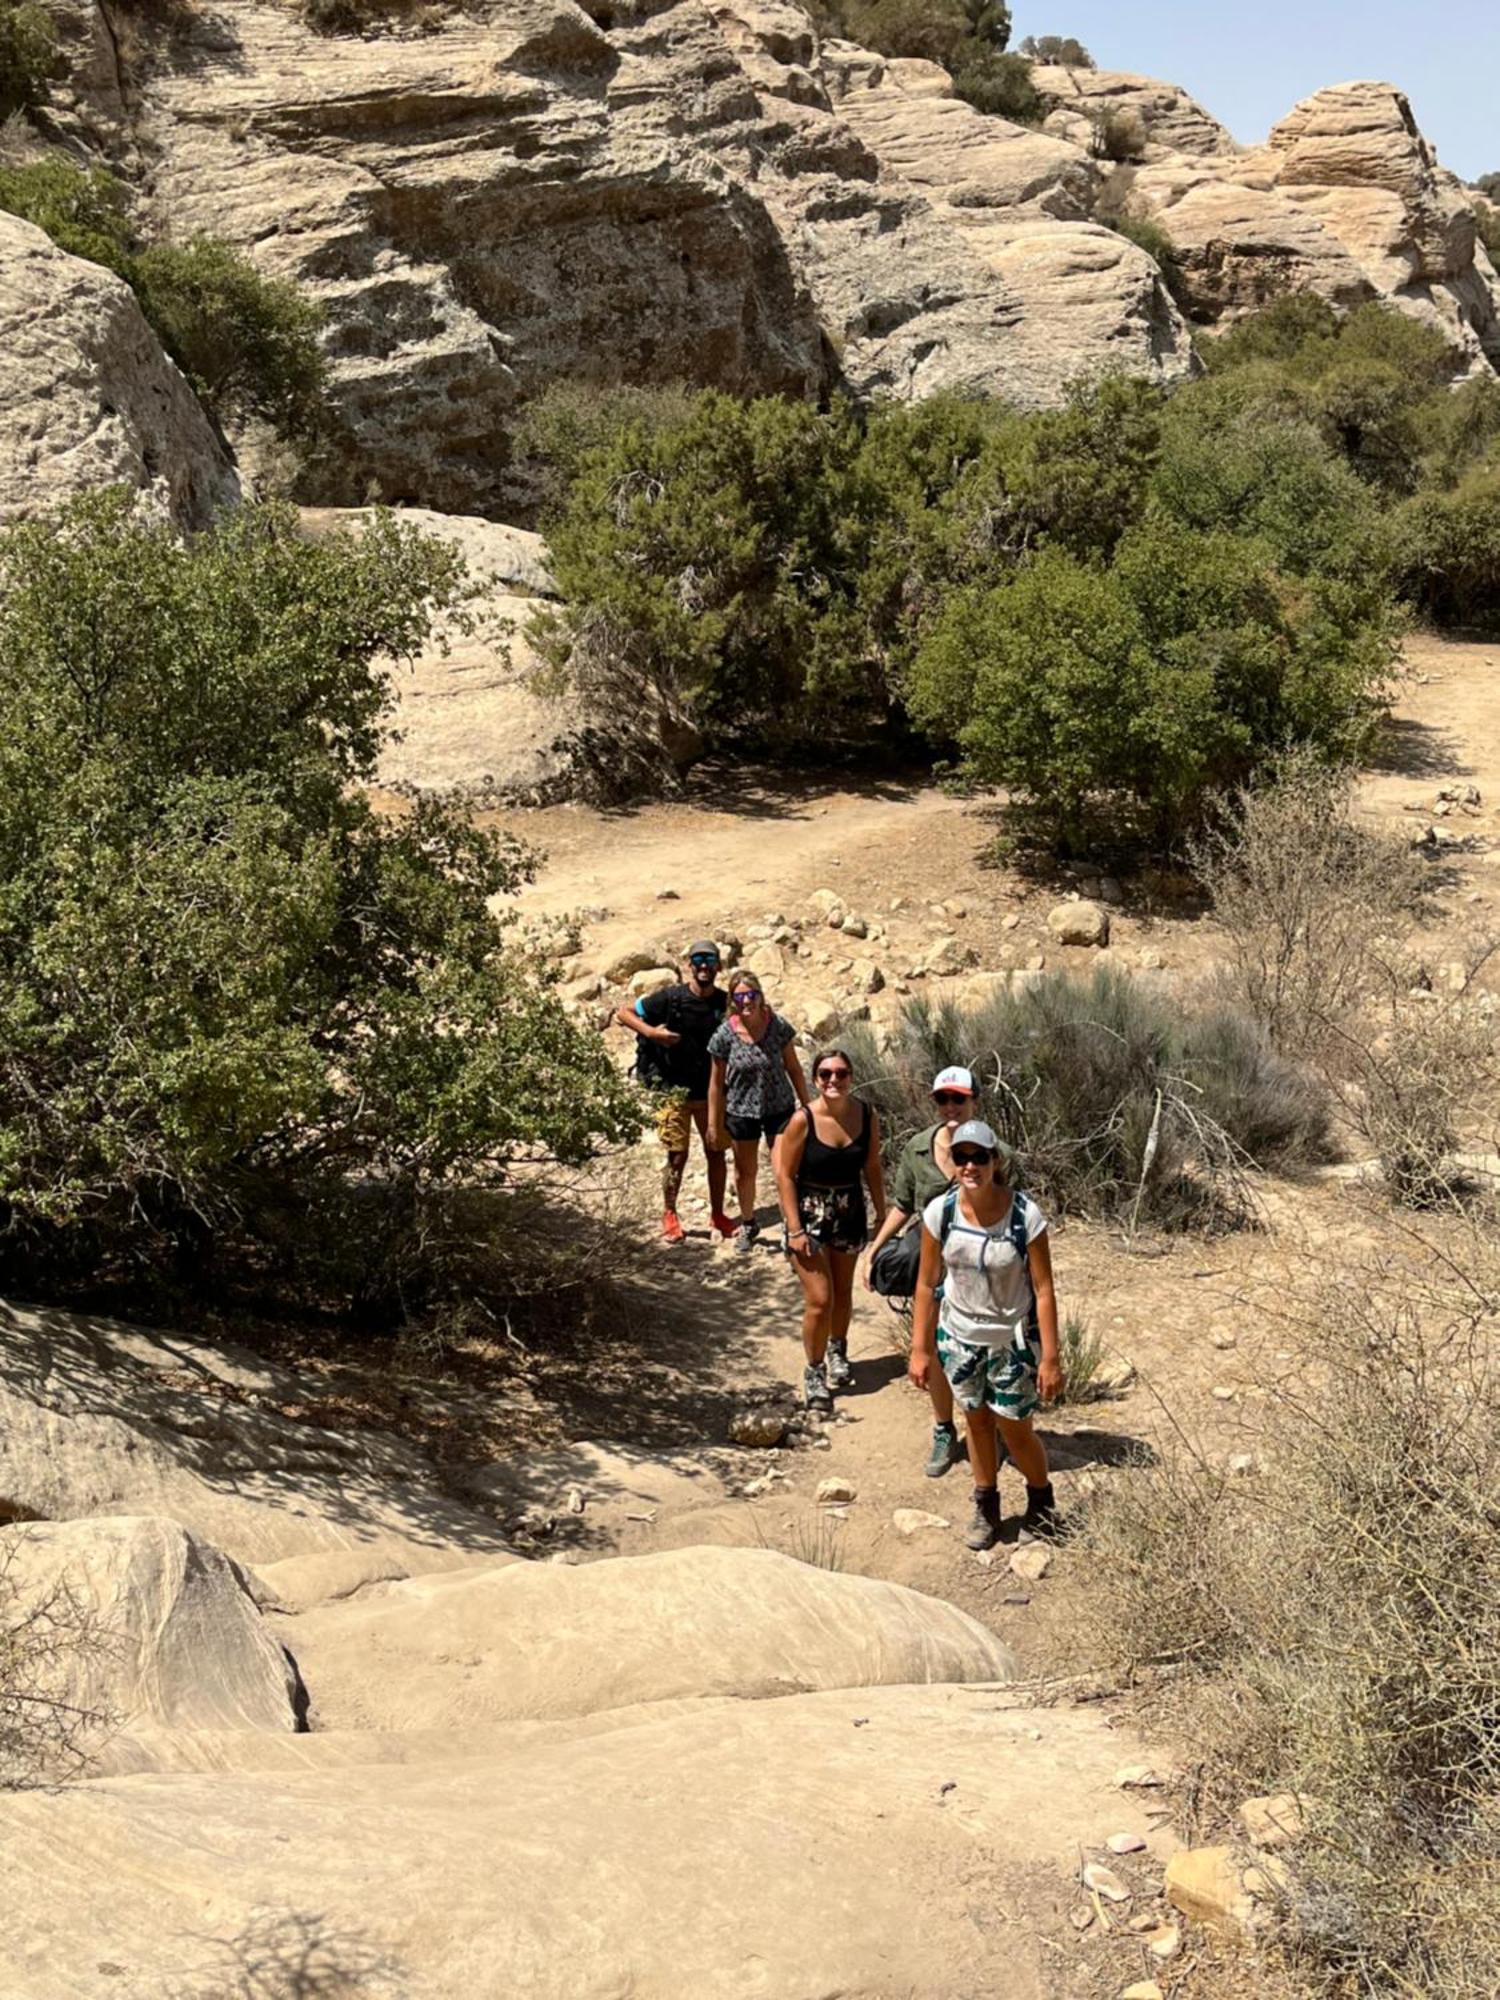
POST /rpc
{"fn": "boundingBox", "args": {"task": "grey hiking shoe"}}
[734,1219,758,1256]
[825,1341,853,1392]
[924,1422,963,1479]
[964,1486,1002,1552]
[803,1362,833,1415]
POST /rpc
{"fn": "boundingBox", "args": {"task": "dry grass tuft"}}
[1054,1224,1500,1995]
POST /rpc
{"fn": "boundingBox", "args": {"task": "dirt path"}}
[471,634,1500,1663]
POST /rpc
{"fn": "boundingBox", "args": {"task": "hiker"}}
[864,1064,990,1480]
[909,1119,1063,1552]
[706,970,809,1253]
[616,941,732,1245]
[775,1047,886,1414]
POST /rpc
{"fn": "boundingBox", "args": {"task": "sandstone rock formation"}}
[0,211,237,526]
[1033,63,1238,160]
[0,1298,508,1579]
[284,1542,1016,1730]
[0,1515,300,1775]
[0,1682,1158,1998]
[1120,80,1500,367]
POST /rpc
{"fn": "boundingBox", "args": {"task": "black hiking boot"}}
[1018,1482,1063,1542]
[825,1341,853,1392]
[963,1485,1002,1552]
[803,1361,833,1416]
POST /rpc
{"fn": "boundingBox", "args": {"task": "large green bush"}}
[0,493,640,1306]
[806,0,1042,121]
[0,159,326,441]
[0,0,56,117]
[1393,465,1500,628]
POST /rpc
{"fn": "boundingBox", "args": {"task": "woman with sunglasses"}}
[774,1049,886,1413]
[707,970,809,1254]
[910,1119,1063,1551]
[864,1065,993,1480]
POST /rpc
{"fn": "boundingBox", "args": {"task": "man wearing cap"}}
[865,1066,1019,1479]
[616,943,732,1245]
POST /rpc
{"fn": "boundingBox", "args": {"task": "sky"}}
[1015,2,1498,182]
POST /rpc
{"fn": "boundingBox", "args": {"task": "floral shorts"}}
[788,1184,867,1255]
[937,1324,1040,1421]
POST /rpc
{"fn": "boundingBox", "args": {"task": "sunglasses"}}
[689,955,720,968]
[952,1148,994,1167]
[731,988,760,1004]
[933,1091,974,1107]
[817,1066,852,1082]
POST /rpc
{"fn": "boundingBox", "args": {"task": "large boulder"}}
[0,1515,299,1776]
[0,212,237,527]
[0,1297,510,1580]
[283,1542,1018,1731]
[0,1683,1163,1999]
[1033,64,1239,160]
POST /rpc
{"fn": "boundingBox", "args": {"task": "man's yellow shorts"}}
[655,1095,708,1151]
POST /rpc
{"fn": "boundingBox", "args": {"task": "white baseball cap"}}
[931,1065,977,1095]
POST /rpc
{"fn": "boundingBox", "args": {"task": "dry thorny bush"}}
[1195,758,1499,1206]
[1055,1215,1500,1995]
[0,1538,113,1787]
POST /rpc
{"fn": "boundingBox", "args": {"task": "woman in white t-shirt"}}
[909,1120,1064,1553]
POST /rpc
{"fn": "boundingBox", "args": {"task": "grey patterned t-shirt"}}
[708,1014,797,1120]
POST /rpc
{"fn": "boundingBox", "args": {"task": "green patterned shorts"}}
[937,1324,1040,1421]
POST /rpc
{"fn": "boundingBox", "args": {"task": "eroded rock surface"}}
[0,212,237,526]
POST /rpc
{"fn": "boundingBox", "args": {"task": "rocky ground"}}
[2,634,1496,1996]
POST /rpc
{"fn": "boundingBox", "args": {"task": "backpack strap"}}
[1008,1189,1041,1341]
[939,1183,960,1246]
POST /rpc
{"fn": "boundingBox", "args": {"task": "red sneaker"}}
[710,1212,737,1240]
[661,1210,686,1245]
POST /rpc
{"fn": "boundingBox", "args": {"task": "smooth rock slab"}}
[0,1685,1161,2000]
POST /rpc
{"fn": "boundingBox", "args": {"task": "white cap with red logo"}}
[931,1065,977,1095]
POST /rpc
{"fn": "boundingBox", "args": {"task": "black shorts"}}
[790,1183,868,1255]
[726,1106,793,1145]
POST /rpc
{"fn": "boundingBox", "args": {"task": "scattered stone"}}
[1242,1854,1292,1900]
[889,896,906,912]
[1227,1453,1259,1477]
[1135,948,1164,971]
[1002,1592,1032,1606]
[1096,877,1124,906]
[972,1547,997,1569]
[1095,1356,1137,1394]
[1145,1924,1181,1961]
[839,913,869,939]
[655,887,680,901]
[1210,1332,1237,1350]
[605,946,665,985]
[547,1550,580,1565]
[1047,900,1111,947]
[1001,913,1021,931]
[849,958,885,995]
[1165,1846,1256,1938]
[565,1486,585,1515]
[1082,1861,1130,1903]
[628,965,677,999]
[1025,953,1046,973]
[1009,1545,1052,1583]
[1212,1385,1237,1403]
[892,1509,950,1536]
[729,1408,788,1449]
[941,899,968,920]
[1107,1831,1147,1855]
[1121,1983,1164,2000]
[925,936,974,977]
[1240,1792,1309,1850]
[1068,1904,1094,1932]
[1126,1913,1158,1934]
[816,1478,856,1505]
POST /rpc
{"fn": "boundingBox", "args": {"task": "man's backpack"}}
[631,987,682,1089]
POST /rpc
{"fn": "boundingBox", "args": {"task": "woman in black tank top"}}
[774,1047,887,1414]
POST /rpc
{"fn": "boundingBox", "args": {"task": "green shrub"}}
[0,492,640,1310]
[0,159,132,274]
[1394,465,1500,627]
[1017,33,1092,65]
[130,238,326,438]
[806,0,1038,122]
[0,0,57,117]
[844,967,1330,1229]
[0,160,327,442]
[908,517,1394,845]
[1106,213,1190,308]
[1089,104,1148,162]
[948,48,1040,122]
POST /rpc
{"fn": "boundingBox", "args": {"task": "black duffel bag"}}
[869,1223,922,1300]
